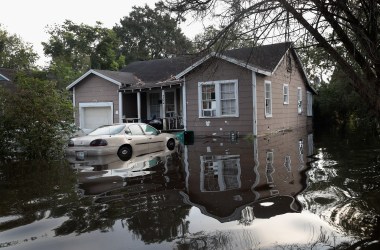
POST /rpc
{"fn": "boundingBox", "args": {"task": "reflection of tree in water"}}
[302,129,380,247]
[121,192,192,244]
[0,160,78,233]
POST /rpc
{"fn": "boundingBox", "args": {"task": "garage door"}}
[83,106,112,130]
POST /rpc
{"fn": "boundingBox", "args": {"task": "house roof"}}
[0,68,16,91]
[67,42,316,93]
[120,55,201,87]
[66,69,138,90]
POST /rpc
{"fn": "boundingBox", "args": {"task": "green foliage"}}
[313,69,379,132]
[113,2,193,63]
[0,25,38,70]
[0,74,74,160]
[43,20,125,88]
[193,25,257,52]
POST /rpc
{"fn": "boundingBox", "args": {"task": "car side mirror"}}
[157,130,161,135]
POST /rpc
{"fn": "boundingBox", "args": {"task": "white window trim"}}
[297,87,303,115]
[283,84,289,105]
[264,80,272,118]
[198,79,239,118]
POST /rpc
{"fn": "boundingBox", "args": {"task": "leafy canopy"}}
[0,74,74,160]
[0,24,38,70]
[114,1,193,64]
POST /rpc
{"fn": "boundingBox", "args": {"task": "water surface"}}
[1,127,379,249]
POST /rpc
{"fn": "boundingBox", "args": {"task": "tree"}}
[0,25,38,70]
[113,1,193,64]
[0,74,74,160]
[193,25,257,52]
[43,20,124,88]
[165,0,380,118]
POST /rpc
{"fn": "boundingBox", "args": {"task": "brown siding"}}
[74,74,120,126]
[185,58,253,137]
[256,52,309,136]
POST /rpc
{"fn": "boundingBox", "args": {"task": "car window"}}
[89,124,126,136]
[140,124,158,135]
[128,124,145,135]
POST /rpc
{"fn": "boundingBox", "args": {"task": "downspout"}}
[72,87,76,124]
[118,91,123,123]
[252,71,258,136]
[182,76,187,130]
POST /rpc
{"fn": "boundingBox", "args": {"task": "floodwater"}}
[0,127,379,249]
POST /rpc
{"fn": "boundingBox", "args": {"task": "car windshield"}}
[89,124,126,136]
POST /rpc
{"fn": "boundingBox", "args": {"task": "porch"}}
[119,83,185,131]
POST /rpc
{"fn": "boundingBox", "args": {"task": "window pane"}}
[140,124,158,135]
[221,83,235,99]
[128,124,144,135]
[222,100,236,115]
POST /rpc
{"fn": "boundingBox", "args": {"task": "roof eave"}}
[66,69,123,90]
[291,49,318,95]
[0,73,10,81]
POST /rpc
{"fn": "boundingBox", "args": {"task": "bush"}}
[0,73,74,160]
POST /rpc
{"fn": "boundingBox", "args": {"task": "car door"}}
[126,124,151,156]
[139,124,165,153]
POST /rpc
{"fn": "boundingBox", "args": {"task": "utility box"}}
[176,131,194,145]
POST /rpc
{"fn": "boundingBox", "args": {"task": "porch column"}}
[137,91,141,122]
[161,89,166,117]
[119,91,123,123]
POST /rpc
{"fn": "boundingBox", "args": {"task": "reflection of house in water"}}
[181,128,314,222]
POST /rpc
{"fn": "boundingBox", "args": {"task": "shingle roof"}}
[92,69,138,85]
[120,55,200,83]
[121,42,292,85]
[220,42,292,72]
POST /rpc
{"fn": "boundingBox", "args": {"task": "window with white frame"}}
[297,87,302,114]
[265,81,272,117]
[198,80,238,118]
[283,84,289,104]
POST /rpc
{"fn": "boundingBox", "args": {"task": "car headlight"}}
[90,139,108,146]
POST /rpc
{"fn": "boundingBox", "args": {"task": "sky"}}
[0,0,203,67]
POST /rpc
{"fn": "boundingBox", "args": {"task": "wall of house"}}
[185,58,254,137]
[256,52,310,136]
[74,74,120,125]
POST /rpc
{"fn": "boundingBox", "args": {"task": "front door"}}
[148,93,161,119]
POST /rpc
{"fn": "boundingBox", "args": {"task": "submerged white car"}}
[66,123,177,161]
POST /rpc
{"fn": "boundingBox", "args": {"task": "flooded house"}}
[66,42,316,136]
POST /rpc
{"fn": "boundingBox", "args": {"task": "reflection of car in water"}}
[67,149,185,202]
[65,123,178,161]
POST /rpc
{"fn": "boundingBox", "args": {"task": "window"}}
[200,155,241,192]
[198,80,238,118]
[307,91,313,116]
[264,81,272,117]
[297,87,302,114]
[283,84,289,104]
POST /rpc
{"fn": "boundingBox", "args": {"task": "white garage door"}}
[83,106,112,130]
[79,102,114,132]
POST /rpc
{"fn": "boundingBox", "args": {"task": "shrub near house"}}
[0,73,73,160]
